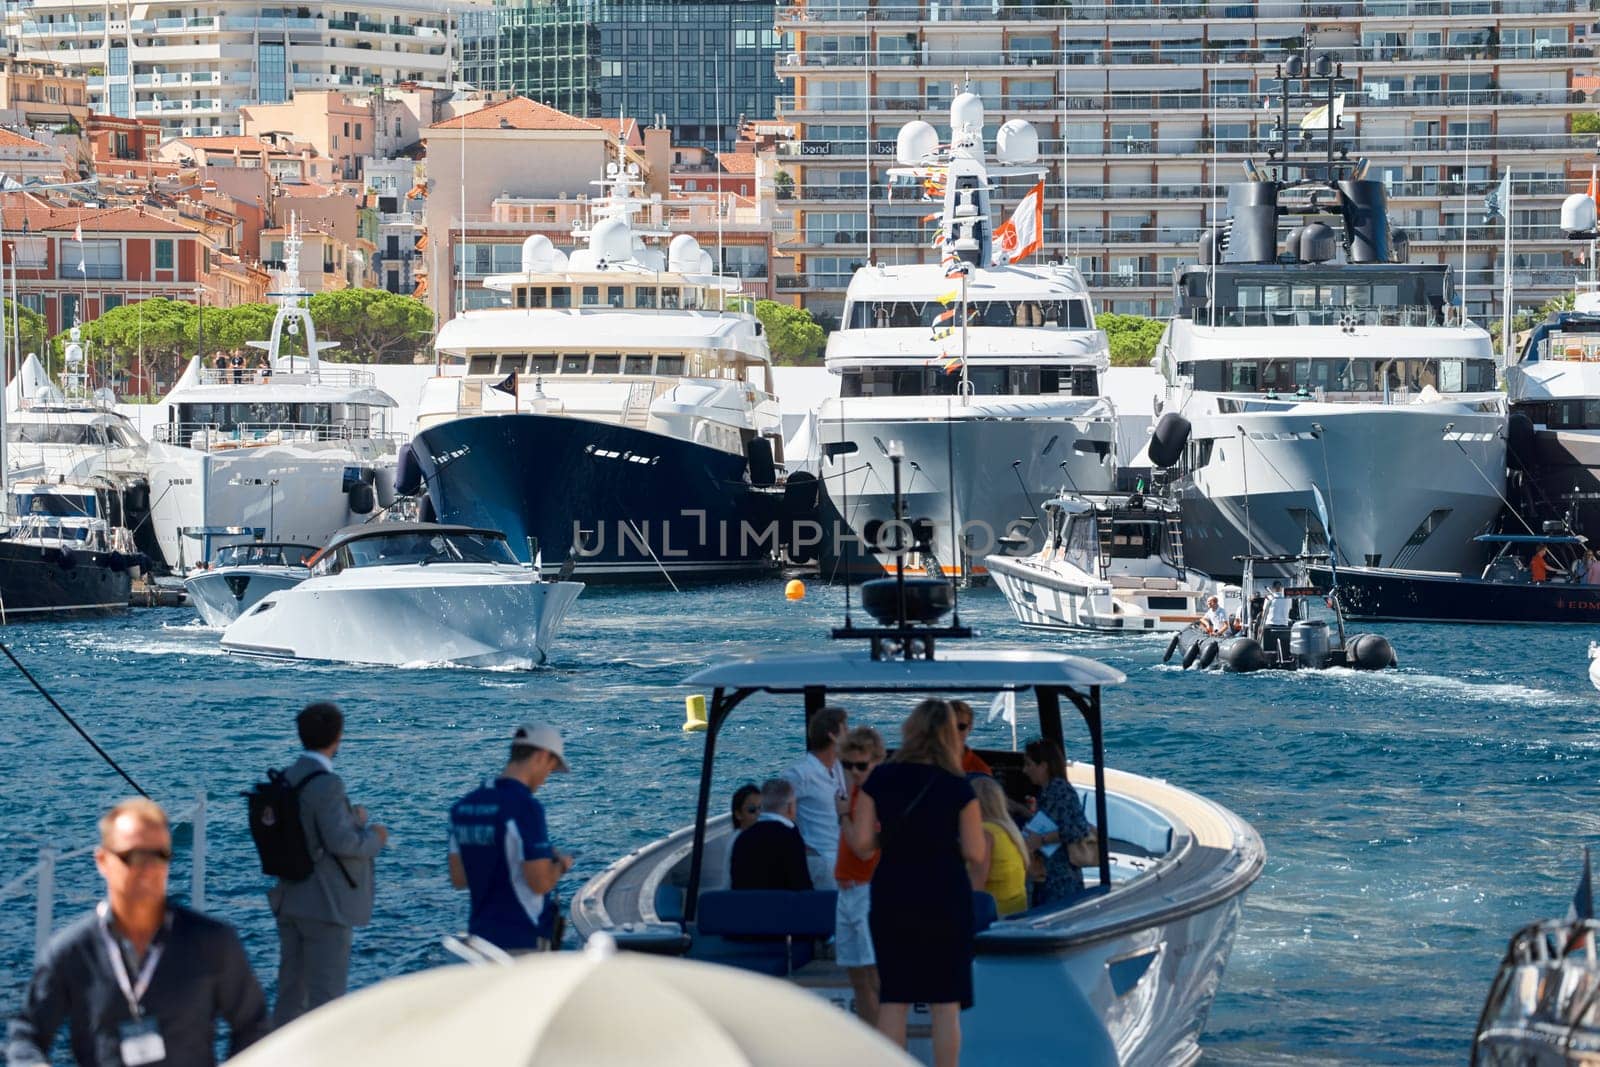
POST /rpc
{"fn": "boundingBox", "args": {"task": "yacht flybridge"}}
[146,221,399,574]
[1154,59,1506,581]
[409,147,786,584]
[816,90,1115,581]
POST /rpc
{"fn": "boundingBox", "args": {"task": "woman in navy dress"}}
[1023,737,1095,908]
[844,698,986,1067]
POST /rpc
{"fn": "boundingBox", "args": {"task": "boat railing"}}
[0,792,206,969]
[197,367,375,389]
[153,422,370,449]
[1474,917,1600,1060]
[1190,305,1444,328]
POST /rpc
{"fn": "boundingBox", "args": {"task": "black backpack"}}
[244,768,328,883]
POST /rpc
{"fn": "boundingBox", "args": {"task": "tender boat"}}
[986,491,1213,633]
[0,479,142,620]
[572,451,1263,1065]
[1312,533,1600,625]
[183,541,315,627]
[219,522,583,668]
[146,220,399,574]
[814,88,1116,580]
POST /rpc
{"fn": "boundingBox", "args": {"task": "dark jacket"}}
[730,817,814,892]
[267,753,383,927]
[6,901,269,1066]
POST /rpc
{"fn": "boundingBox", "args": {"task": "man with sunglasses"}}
[7,798,268,1065]
[951,700,993,776]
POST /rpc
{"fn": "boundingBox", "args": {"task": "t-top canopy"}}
[683,647,1126,694]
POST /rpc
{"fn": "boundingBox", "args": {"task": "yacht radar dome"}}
[667,233,703,273]
[590,216,633,266]
[1563,193,1598,237]
[996,119,1039,164]
[521,233,557,273]
[895,120,938,165]
[950,91,984,132]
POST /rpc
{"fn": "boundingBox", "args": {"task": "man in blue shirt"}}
[448,723,575,951]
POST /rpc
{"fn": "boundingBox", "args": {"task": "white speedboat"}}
[987,492,1215,633]
[572,453,1262,1066]
[183,541,314,627]
[147,222,399,574]
[219,523,584,669]
[1504,292,1600,535]
[815,89,1115,580]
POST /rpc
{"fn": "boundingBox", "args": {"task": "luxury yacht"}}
[815,91,1116,580]
[407,150,786,583]
[1503,291,1600,534]
[145,226,399,573]
[0,479,141,619]
[1155,164,1505,580]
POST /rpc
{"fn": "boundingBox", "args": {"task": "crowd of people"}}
[210,349,272,384]
[720,698,1097,1066]
[6,702,577,1065]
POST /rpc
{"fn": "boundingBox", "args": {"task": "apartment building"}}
[776,0,1595,326]
[3,0,481,141]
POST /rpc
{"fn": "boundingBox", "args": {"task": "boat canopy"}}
[311,522,506,562]
[683,648,1126,694]
[1473,534,1587,545]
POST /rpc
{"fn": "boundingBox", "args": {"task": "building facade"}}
[3,0,478,141]
[459,0,784,149]
[776,0,1595,326]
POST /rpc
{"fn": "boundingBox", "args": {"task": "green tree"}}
[206,302,278,354]
[1573,113,1600,135]
[307,288,434,363]
[2,299,49,361]
[1097,312,1167,367]
[62,297,200,393]
[755,299,826,364]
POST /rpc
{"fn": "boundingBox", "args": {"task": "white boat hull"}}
[986,554,1209,633]
[814,397,1118,577]
[183,566,306,628]
[219,565,584,668]
[147,441,395,574]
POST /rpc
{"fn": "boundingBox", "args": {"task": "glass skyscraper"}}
[460,0,784,149]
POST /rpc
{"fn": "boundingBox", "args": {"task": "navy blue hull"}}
[0,539,134,619]
[1311,564,1600,625]
[411,414,781,583]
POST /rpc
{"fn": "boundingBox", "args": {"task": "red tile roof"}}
[429,96,602,133]
[594,117,643,147]
[0,128,49,151]
[716,151,758,175]
[172,135,287,154]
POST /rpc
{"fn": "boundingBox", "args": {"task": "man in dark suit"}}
[269,702,388,1026]
[730,778,814,892]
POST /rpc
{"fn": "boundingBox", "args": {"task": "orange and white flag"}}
[994,180,1045,264]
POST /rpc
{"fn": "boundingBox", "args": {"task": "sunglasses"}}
[110,847,172,868]
[841,759,871,772]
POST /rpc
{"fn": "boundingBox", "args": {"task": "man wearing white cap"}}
[448,724,575,952]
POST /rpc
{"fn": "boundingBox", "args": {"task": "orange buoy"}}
[785,579,806,601]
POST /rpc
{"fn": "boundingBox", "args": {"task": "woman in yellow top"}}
[971,777,1029,916]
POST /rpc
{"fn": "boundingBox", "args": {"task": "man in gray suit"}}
[268,702,388,1026]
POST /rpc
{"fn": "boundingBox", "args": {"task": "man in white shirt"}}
[1263,581,1293,626]
[1200,595,1228,634]
[781,705,849,891]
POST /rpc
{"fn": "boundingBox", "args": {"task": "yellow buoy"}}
[683,693,708,732]
[785,579,806,601]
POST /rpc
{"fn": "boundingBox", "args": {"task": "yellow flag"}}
[937,289,959,305]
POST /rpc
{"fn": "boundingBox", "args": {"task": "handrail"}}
[0,792,206,966]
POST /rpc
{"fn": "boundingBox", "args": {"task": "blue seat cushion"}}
[654,883,685,924]
[696,890,838,938]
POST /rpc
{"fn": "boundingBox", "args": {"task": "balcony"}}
[779,0,1585,22]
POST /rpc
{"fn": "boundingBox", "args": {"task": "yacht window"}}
[607,286,625,308]
[468,355,496,375]
[661,287,681,309]
[1063,515,1096,573]
[592,354,621,374]
[634,287,657,309]
[561,354,589,374]
[656,355,686,375]
[515,288,528,309]
[8,422,99,444]
[529,355,558,375]
[1069,369,1098,396]
[682,288,703,310]
[550,287,571,308]
[625,355,653,375]
[18,492,95,517]
[1040,368,1060,394]
[1108,521,1159,559]
[1068,301,1090,328]
[499,355,528,376]
[343,530,519,569]
[581,286,601,306]
[528,288,548,308]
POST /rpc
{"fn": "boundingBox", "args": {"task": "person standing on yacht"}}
[782,706,849,890]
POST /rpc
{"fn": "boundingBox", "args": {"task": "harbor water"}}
[1,582,1596,1064]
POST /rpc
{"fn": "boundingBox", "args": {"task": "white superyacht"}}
[815,91,1116,580]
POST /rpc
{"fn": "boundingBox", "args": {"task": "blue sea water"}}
[1,582,1597,1064]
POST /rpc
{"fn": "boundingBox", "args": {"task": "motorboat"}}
[219,522,584,668]
[1154,68,1506,583]
[986,490,1214,633]
[814,88,1115,580]
[146,219,399,574]
[0,479,142,620]
[1313,533,1600,625]
[183,541,315,627]
[1504,291,1600,535]
[407,140,787,584]
[571,451,1263,1065]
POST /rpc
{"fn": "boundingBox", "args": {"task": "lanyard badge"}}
[97,903,169,1065]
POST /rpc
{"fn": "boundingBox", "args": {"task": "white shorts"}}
[806,851,838,892]
[835,883,874,968]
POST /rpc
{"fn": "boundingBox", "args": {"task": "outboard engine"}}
[1290,619,1332,669]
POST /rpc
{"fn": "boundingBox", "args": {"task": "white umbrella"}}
[234,939,917,1066]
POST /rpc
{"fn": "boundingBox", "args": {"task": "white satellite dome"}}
[996,119,1038,164]
[589,217,633,264]
[635,246,664,272]
[950,92,984,131]
[896,120,938,165]
[668,233,703,273]
[520,233,557,273]
[697,249,715,275]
